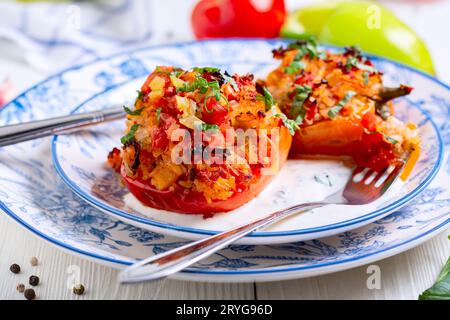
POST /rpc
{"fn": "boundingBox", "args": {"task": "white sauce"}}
[124,159,405,233]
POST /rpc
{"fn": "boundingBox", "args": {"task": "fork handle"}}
[119,202,325,284]
[0,107,125,147]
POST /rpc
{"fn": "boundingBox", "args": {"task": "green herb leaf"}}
[346,56,359,72]
[123,106,144,116]
[121,124,140,145]
[257,87,275,111]
[285,61,305,75]
[156,108,162,124]
[291,85,312,123]
[356,62,378,74]
[384,135,398,145]
[177,76,221,101]
[194,67,221,73]
[273,111,300,136]
[136,90,144,101]
[328,91,356,119]
[170,69,184,78]
[196,123,220,131]
[345,56,378,74]
[177,76,208,93]
[288,37,324,61]
[419,256,450,300]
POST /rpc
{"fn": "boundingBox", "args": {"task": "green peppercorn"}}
[73,284,85,295]
[24,288,36,300]
[9,264,21,274]
[29,275,40,286]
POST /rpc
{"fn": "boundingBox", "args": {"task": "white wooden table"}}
[0,0,449,300]
[0,213,448,300]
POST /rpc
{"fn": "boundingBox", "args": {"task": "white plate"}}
[52,40,443,244]
[0,40,449,282]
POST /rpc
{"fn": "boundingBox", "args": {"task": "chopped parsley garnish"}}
[346,56,378,74]
[271,107,300,136]
[136,90,144,101]
[156,108,162,124]
[384,135,398,145]
[194,67,221,73]
[256,86,275,111]
[356,61,378,74]
[285,61,305,75]
[170,69,184,78]
[202,123,220,132]
[291,85,312,123]
[328,91,356,119]
[194,122,220,132]
[177,76,221,101]
[121,124,140,145]
[346,56,359,72]
[123,106,144,116]
[288,37,326,61]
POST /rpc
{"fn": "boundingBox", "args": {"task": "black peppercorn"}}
[10,264,21,274]
[24,288,36,300]
[73,284,85,295]
[29,275,40,286]
[17,283,25,293]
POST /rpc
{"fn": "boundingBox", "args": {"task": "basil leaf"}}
[346,56,358,72]
[200,123,220,132]
[136,90,144,101]
[257,87,275,111]
[156,108,162,124]
[194,67,221,73]
[270,107,299,136]
[121,124,140,145]
[288,37,324,60]
[328,91,356,119]
[123,106,144,116]
[291,85,312,122]
[419,256,450,300]
[384,135,398,145]
[177,77,209,93]
[177,76,221,101]
[285,61,305,75]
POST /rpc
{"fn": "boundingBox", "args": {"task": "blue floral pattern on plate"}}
[0,40,449,282]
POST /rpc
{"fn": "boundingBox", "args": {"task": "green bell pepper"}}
[281,1,435,75]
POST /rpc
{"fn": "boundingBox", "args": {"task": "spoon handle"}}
[119,202,324,284]
[0,107,124,147]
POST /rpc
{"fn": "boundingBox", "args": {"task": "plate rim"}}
[1,197,449,280]
[51,39,444,238]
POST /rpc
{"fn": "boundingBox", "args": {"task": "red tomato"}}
[361,111,378,132]
[192,0,286,39]
[201,97,229,125]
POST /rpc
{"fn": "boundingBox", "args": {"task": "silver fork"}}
[119,163,405,284]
